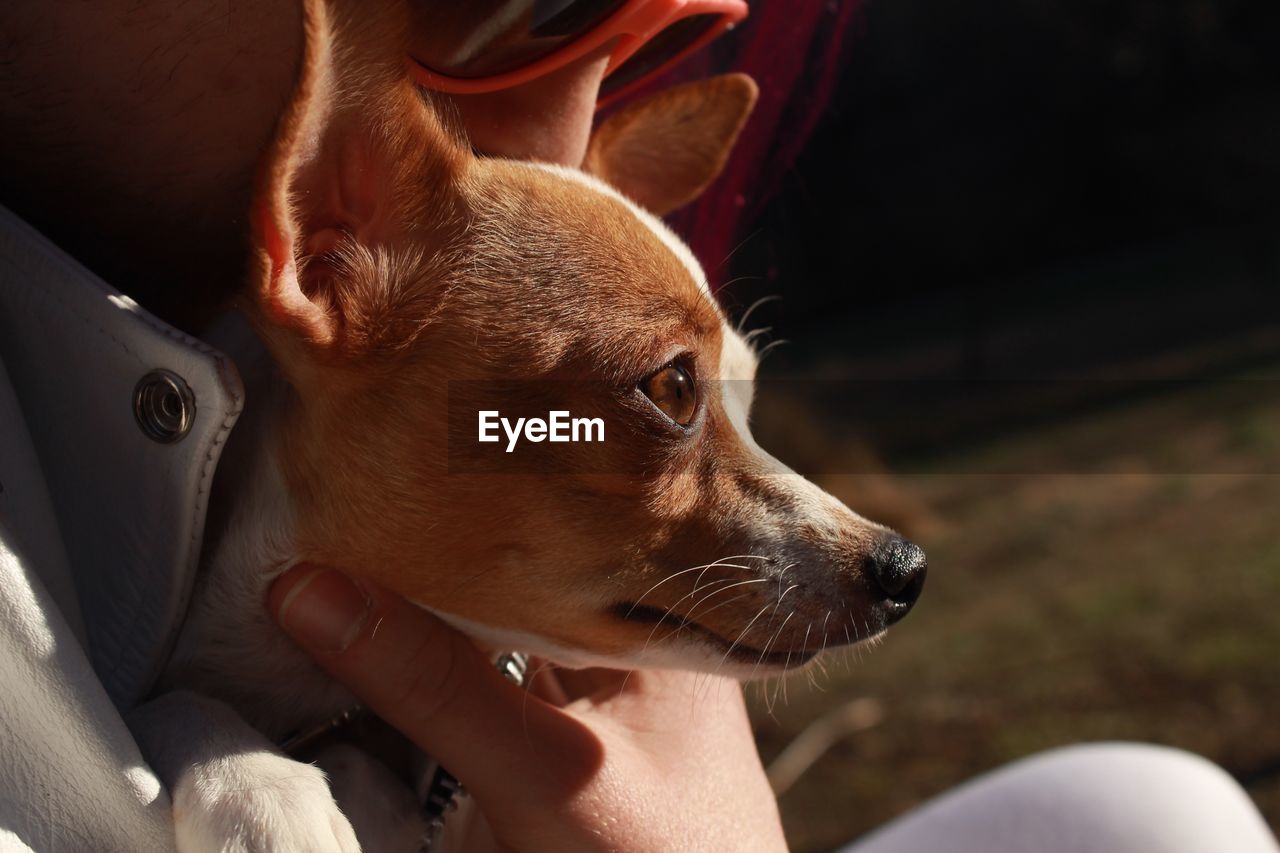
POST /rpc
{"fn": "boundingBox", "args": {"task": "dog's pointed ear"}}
[250,0,464,367]
[584,73,758,216]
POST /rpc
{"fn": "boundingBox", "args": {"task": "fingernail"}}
[275,568,370,653]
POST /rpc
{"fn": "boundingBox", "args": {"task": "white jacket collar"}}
[0,205,243,710]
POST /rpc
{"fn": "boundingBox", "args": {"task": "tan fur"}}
[246,0,914,671]
[134,5,924,849]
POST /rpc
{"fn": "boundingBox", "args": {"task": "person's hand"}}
[269,564,789,852]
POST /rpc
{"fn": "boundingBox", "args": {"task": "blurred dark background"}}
[651,1,1280,850]
[726,0,1280,394]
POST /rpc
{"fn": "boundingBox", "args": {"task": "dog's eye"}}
[642,364,697,426]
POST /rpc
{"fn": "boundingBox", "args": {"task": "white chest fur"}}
[161,317,354,740]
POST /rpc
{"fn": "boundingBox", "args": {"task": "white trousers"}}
[844,743,1278,853]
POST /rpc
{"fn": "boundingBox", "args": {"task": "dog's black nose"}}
[868,535,927,615]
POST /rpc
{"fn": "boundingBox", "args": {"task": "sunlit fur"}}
[168,0,906,740]
[139,3,921,849]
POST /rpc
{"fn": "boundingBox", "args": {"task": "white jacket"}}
[0,206,243,852]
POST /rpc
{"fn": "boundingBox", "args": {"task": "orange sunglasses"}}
[408,0,749,107]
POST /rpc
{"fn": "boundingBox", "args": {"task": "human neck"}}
[0,0,305,333]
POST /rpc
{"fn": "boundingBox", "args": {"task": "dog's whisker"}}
[630,558,774,658]
[812,653,830,689]
[768,612,799,714]
[679,577,774,625]
[625,567,708,618]
[780,647,793,708]
[747,584,793,696]
[637,577,740,656]
[715,602,775,676]
[810,610,831,688]
[681,555,767,613]
[651,588,758,652]
[624,556,768,617]
[521,658,559,732]
[717,273,763,297]
[751,610,793,685]
[757,338,790,362]
[808,659,825,691]
[735,293,781,332]
[718,229,765,272]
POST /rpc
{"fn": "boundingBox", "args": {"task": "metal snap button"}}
[133,369,195,443]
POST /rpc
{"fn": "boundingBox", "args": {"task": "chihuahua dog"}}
[128,1,927,850]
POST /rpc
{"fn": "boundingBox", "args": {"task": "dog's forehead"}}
[461,159,730,374]
[523,162,713,300]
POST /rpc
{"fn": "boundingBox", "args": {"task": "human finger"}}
[268,565,604,805]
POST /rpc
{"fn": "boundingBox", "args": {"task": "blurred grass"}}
[749,370,1280,852]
